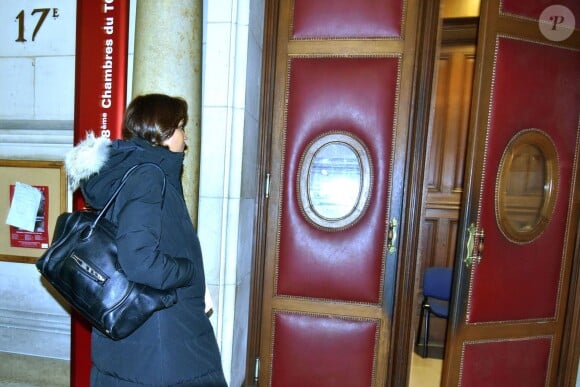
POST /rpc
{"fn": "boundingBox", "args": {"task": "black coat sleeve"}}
[114,167,194,290]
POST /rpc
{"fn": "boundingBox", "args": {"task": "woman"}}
[65,94,227,386]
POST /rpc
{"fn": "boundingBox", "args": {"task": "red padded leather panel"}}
[469,38,580,322]
[271,312,377,387]
[292,0,403,39]
[277,57,399,303]
[460,337,551,387]
[501,0,580,20]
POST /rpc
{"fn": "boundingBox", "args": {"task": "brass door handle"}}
[464,223,484,267]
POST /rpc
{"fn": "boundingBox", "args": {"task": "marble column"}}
[132,0,202,224]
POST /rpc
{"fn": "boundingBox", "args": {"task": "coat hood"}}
[65,131,111,191]
[64,132,185,210]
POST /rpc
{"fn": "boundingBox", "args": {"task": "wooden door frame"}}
[388,13,488,387]
[385,1,441,386]
[244,0,280,385]
[559,225,580,386]
[413,15,479,358]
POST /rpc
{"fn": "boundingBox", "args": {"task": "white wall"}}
[0,0,76,360]
[199,0,264,384]
[0,0,76,159]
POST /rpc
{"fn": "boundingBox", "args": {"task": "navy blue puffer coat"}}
[67,136,226,386]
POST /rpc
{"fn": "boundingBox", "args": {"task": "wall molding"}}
[0,307,71,359]
[0,120,73,160]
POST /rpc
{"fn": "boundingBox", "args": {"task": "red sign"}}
[71,1,130,386]
[73,0,129,143]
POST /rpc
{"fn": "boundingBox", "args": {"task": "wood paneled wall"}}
[421,44,475,271]
[415,25,476,346]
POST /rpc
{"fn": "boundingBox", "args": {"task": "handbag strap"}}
[90,162,166,230]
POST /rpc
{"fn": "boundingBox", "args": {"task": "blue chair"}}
[415,266,453,358]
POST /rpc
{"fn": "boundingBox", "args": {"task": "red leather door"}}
[443,0,580,386]
[256,0,423,385]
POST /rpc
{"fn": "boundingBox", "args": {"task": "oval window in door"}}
[297,132,372,231]
[495,129,559,243]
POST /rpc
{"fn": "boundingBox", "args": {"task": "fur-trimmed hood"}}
[65,132,185,210]
[65,131,111,191]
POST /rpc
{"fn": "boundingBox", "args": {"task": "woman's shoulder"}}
[120,163,166,198]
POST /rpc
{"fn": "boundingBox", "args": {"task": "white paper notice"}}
[5,182,42,232]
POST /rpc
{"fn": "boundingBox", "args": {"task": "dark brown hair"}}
[122,94,188,147]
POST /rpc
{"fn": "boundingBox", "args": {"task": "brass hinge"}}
[387,217,398,253]
[265,173,271,199]
[254,357,260,383]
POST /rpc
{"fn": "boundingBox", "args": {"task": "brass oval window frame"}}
[297,131,373,231]
[495,128,559,244]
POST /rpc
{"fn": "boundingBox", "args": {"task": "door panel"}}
[443,0,580,386]
[500,0,580,19]
[278,57,398,303]
[291,0,403,39]
[271,313,378,386]
[257,0,421,385]
[469,37,579,323]
[461,337,552,385]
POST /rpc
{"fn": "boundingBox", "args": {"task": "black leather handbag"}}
[36,163,177,340]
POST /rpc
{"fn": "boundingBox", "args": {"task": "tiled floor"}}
[1,351,443,387]
[0,353,68,387]
[409,352,443,387]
